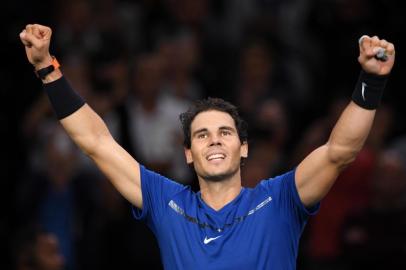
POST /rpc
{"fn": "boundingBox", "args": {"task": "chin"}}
[200,168,239,182]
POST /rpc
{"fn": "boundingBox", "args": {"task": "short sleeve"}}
[260,169,320,225]
[132,165,186,224]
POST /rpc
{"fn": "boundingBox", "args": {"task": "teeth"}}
[207,154,225,161]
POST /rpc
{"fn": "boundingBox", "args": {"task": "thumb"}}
[19,30,41,48]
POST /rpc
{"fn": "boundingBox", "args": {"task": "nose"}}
[209,133,222,146]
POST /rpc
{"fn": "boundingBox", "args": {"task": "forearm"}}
[326,101,375,166]
[43,74,111,156]
[20,24,143,208]
[327,67,389,166]
[295,35,394,206]
[60,104,111,156]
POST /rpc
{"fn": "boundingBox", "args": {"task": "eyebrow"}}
[218,126,236,132]
[192,128,208,138]
[192,126,236,137]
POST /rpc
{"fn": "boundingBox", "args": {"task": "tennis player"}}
[20,24,395,269]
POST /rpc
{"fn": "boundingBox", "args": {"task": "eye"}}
[221,130,232,136]
[197,133,207,139]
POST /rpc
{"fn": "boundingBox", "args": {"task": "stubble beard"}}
[198,165,240,183]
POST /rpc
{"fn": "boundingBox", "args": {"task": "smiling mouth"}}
[206,153,226,161]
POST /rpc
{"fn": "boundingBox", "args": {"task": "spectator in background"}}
[53,0,133,58]
[340,139,406,269]
[14,227,64,270]
[15,123,100,270]
[165,0,209,28]
[295,98,394,268]
[85,171,162,270]
[125,52,192,183]
[241,100,290,187]
[306,0,376,94]
[234,39,290,187]
[53,0,95,56]
[234,39,284,117]
[158,30,203,101]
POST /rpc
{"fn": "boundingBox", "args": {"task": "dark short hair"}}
[179,97,248,149]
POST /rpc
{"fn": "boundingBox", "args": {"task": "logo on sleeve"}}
[361,82,367,101]
[203,235,222,244]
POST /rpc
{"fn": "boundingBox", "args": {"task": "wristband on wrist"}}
[43,76,85,119]
[35,56,60,80]
[351,70,388,110]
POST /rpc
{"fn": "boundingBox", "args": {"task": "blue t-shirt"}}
[133,165,319,270]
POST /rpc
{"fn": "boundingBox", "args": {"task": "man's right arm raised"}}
[20,24,143,208]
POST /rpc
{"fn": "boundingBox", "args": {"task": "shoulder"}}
[139,164,189,201]
[256,170,296,191]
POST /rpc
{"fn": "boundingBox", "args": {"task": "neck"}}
[198,175,242,211]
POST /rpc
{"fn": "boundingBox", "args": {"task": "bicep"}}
[89,136,143,208]
[295,145,342,207]
[295,102,376,207]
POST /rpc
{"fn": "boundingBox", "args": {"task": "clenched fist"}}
[358,35,395,75]
[20,24,53,70]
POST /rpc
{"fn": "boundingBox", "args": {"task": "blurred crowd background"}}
[2,0,406,269]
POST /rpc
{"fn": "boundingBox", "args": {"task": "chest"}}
[154,196,293,269]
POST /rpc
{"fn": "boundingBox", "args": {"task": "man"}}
[20,24,395,269]
[14,227,65,270]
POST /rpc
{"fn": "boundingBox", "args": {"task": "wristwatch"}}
[35,56,60,79]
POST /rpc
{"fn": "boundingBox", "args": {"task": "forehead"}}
[191,110,236,132]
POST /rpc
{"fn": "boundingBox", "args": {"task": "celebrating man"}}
[20,24,395,269]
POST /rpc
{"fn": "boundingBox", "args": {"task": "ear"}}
[240,141,248,158]
[184,147,194,164]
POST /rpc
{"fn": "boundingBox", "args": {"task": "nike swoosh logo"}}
[203,235,222,244]
[361,82,367,101]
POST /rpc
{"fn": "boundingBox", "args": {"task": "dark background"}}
[2,0,406,269]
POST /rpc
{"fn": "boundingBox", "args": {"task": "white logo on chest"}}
[203,235,222,244]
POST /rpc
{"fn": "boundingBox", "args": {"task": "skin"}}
[35,234,65,270]
[20,24,395,210]
[184,110,248,210]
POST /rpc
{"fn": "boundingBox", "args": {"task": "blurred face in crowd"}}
[185,110,248,182]
[34,233,64,270]
[17,233,65,270]
[44,128,78,189]
[372,151,406,205]
[240,43,272,86]
[133,54,164,100]
[16,232,64,270]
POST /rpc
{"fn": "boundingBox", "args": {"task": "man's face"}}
[185,110,248,182]
[35,233,65,270]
